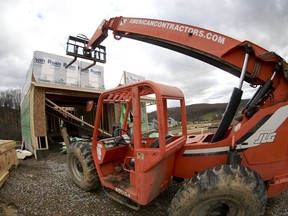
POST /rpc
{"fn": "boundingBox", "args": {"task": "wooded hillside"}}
[0,89,21,140]
[148,99,249,122]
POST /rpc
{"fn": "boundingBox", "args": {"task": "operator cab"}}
[91,80,187,207]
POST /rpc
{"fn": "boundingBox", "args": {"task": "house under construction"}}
[21,51,114,158]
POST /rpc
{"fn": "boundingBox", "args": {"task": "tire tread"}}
[67,141,101,191]
[169,164,267,216]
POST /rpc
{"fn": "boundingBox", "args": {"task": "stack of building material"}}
[31,50,105,89]
[0,140,19,188]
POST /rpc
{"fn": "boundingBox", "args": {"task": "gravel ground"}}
[0,147,288,216]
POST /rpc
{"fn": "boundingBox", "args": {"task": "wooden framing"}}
[21,81,108,158]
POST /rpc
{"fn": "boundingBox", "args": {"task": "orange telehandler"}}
[65,17,288,215]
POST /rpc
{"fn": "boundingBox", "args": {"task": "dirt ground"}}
[0,147,288,216]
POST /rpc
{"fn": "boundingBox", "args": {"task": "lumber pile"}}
[0,140,19,188]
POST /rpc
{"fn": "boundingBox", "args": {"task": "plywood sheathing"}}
[33,87,46,136]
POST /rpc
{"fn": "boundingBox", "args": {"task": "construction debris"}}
[16,149,33,160]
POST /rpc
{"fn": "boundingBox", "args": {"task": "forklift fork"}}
[65,34,106,71]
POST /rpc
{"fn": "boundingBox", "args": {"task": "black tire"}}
[169,164,267,216]
[67,141,101,191]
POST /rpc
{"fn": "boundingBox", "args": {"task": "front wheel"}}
[67,142,101,191]
[169,164,267,216]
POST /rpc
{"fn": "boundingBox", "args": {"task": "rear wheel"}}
[67,142,101,191]
[169,164,267,216]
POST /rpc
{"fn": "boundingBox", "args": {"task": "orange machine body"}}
[69,16,288,205]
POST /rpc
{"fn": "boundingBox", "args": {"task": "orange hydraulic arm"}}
[87,16,288,88]
[82,16,288,143]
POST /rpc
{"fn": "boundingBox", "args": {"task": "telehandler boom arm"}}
[87,17,287,87]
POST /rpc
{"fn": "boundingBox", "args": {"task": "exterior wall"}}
[80,62,105,89]
[32,50,104,89]
[33,88,46,136]
[21,90,33,152]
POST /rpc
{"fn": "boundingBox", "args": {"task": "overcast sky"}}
[1,0,287,105]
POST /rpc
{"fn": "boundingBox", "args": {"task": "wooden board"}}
[0,171,9,188]
[0,140,19,188]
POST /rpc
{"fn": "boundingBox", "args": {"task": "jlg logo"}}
[254,132,276,145]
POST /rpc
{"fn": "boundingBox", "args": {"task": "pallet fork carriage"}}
[66,16,288,215]
[65,34,106,71]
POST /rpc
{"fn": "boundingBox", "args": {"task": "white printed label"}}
[97,144,102,160]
